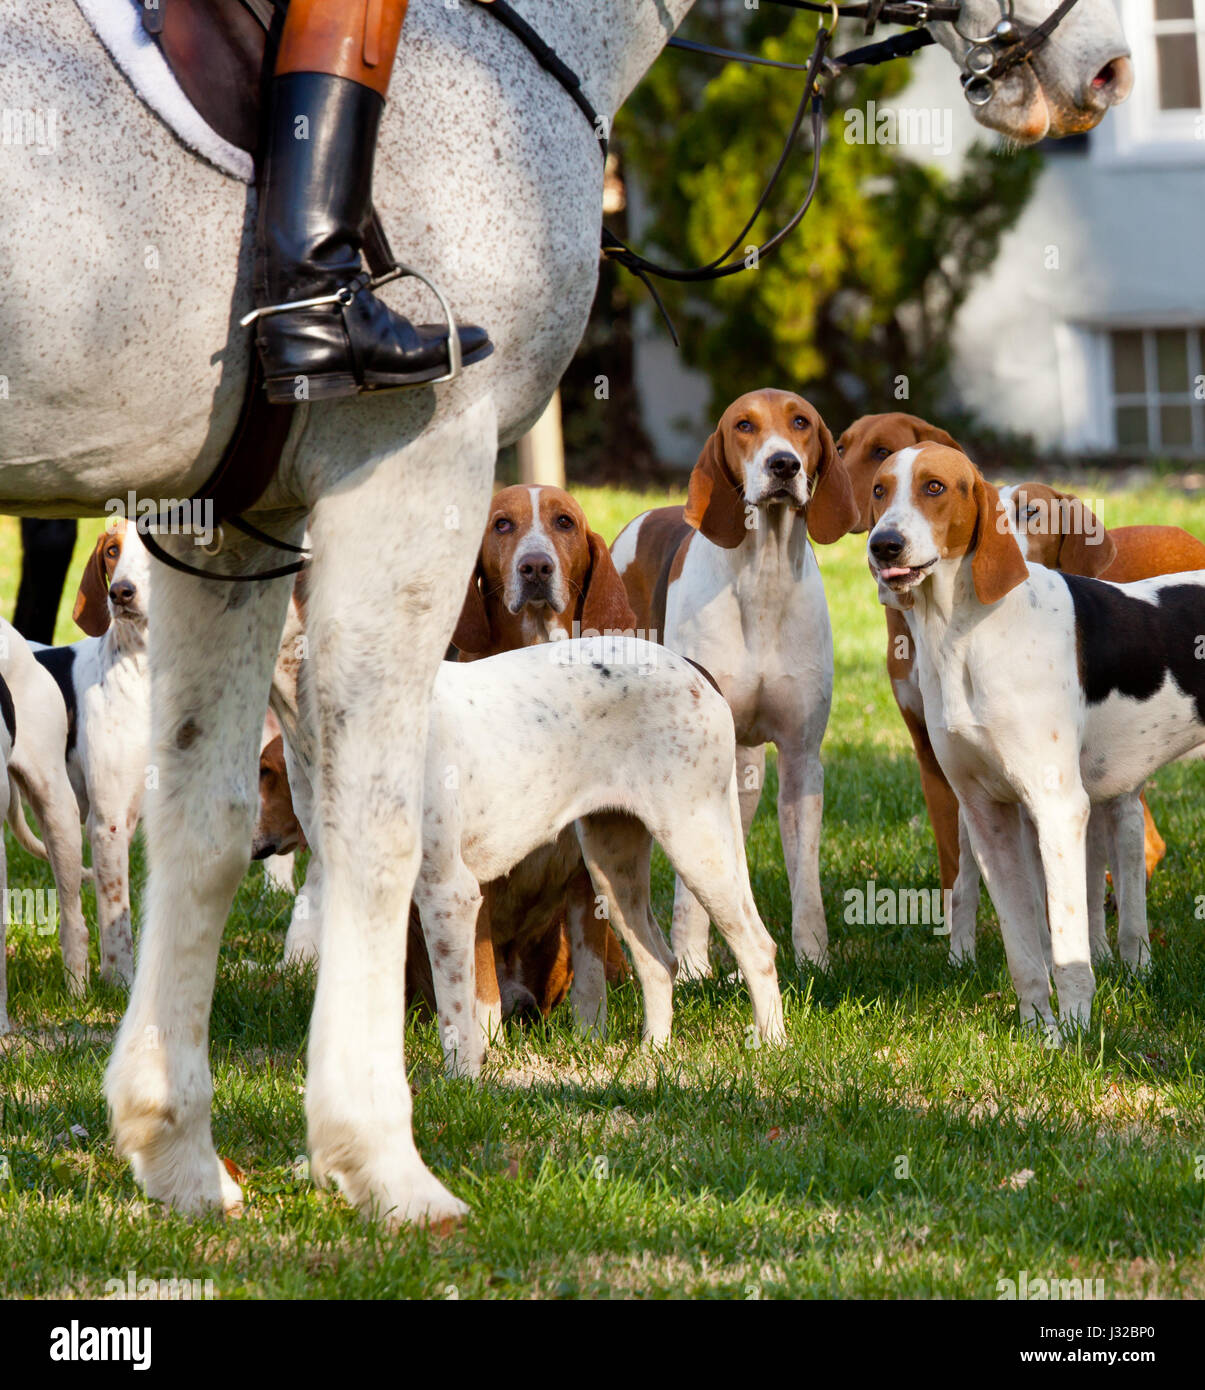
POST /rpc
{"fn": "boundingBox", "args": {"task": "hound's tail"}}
[5,780,94,884]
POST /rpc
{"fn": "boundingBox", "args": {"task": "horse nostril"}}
[1090,54,1132,104]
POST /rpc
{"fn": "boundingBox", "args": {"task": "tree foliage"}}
[613,6,1043,429]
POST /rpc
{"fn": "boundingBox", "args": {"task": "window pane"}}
[1157,34,1201,109]
[1156,329,1190,393]
[1116,405,1149,447]
[1161,405,1193,446]
[1112,331,1146,393]
[1154,0,1194,18]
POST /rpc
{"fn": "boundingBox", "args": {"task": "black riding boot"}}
[252,72,491,403]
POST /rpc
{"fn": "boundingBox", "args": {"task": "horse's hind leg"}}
[106,526,299,1216]
[302,396,495,1228]
[575,812,678,1046]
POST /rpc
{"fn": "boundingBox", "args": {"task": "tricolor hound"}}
[866,443,1205,1036]
[32,519,151,986]
[840,413,1205,958]
[1001,479,1205,884]
[612,389,857,973]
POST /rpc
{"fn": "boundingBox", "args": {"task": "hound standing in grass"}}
[32,520,151,986]
[866,443,1205,1037]
[613,389,857,974]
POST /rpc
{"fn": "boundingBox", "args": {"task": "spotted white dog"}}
[0,620,90,1029]
[866,443,1205,1038]
[277,636,785,1076]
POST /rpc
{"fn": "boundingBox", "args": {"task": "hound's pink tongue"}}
[880,566,912,579]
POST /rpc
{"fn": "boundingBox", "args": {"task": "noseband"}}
[954,0,1087,105]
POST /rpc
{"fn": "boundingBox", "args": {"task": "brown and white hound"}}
[612,388,858,972]
[452,484,637,1038]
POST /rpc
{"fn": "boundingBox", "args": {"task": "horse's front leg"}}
[106,525,300,1215]
[303,396,496,1228]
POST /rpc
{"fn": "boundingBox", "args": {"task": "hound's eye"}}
[735,419,754,433]
[924,480,945,496]
[106,544,120,558]
[554,514,575,530]
[792,415,808,430]
[872,483,886,499]
[836,444,845,457]
[493,516,513,534]
[872,446,890,462]
[1024,505,1040,521]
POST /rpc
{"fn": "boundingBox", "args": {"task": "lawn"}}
[1,480,1203,1300]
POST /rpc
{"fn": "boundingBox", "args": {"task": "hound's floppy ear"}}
[451,559,493,656]
[684,429,747,549]
[806,418,859,544]
[1055,492,1117,578]
[581,531,638,633]
[971,475,1029,606]
[909,417,966,455]
[72,532,112,638]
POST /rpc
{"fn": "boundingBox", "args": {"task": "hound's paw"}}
[759,1015,787,1048]
[674,953,712,982]
[311,1147,469,1231]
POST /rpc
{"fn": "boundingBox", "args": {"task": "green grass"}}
[1,482,1204,1299]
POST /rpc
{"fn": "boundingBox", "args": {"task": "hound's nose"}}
[765,452,801,480]
[109,579,137,607]
[869,531,905,564]
[517,552,555,582]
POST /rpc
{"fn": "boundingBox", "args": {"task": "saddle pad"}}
[72,0,254,183]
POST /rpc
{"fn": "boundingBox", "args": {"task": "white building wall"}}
[631,1,1205,463]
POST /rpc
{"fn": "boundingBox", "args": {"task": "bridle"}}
[952,0,1086,105]
[483,0,1090,329]
[142,0,1089,584]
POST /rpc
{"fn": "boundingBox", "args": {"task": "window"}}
[1108,326,1205,452]
[1096,0,1205,160]
[1153,0,1204,110]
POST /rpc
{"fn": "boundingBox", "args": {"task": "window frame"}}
[1104,324,1205,454]
[1093,0,1205,165]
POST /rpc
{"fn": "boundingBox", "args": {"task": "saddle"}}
[142,0,280,157]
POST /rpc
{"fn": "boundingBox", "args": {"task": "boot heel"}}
[264,373,359,404]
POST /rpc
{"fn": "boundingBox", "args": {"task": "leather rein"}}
[141,0,1084,583]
